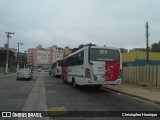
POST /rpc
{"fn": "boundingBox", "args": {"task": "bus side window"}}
[63,59,67,67]
[77,51,84,65]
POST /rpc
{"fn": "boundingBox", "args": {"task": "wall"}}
[122,51,160,66]
[122,51,160,62]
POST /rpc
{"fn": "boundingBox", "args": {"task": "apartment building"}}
[27,45,73,66]
[37,45,50,65]
[28,45,50,66]
[48,45,64,64]
[64,46,72,57]
[28,48,36,66]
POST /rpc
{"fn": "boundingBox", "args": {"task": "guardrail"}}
[122,66,160,87]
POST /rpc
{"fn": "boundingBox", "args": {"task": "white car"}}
[17,69,33,80]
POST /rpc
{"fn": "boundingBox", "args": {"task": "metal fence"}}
[122,66,160,87]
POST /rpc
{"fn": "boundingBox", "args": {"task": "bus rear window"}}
[89,48,120,61]
[58,61,62,66]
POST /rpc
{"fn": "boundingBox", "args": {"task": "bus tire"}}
[62,76,66,83]
[72,79,76,88]
[63,79,66,83]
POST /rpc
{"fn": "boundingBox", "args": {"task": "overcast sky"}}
[0,0,160,52]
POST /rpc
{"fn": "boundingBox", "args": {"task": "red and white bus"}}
[51,60,62,77]
[62,46,122,88]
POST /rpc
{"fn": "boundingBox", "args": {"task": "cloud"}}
[0,0,160,52]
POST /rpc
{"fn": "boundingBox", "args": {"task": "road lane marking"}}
[49,106,67,116]
[49,106,67,111]
[18,72,49,120]
[47,90,56,94]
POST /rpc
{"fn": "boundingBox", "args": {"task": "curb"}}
[0,73,16,77]
[102,86,160,105]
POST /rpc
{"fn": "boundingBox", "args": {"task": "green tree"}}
[72,43,96,52]
[151,41,160,52]
[120,48,126,53]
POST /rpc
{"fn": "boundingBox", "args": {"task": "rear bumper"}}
[79,78,121,85]
[17,75,32,79]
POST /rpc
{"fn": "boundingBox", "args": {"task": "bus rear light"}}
[85,68,91,78]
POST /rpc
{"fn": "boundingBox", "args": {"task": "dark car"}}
[17,69,33,80]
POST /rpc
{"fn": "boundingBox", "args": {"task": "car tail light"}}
[17,71,19,75]
[28,72,31,76]
[28,74,31,76]
[85,68,91,78]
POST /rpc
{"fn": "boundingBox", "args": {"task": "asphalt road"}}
[45,73,160,120]
[0,73,36,111]
[0,72,37,120]
[0,72,160,120]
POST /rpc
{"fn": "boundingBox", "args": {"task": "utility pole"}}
[17,42,23,71]
[5,32,14,74]
[145,22,149,65]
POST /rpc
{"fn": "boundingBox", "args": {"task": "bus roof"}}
[63,46,120,60]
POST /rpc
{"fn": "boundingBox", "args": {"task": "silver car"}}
[17,69,33,80]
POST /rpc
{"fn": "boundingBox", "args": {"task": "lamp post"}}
[17,42,23,71]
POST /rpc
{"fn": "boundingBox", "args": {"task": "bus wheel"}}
[63,79,66,83]
[72,79,76,88]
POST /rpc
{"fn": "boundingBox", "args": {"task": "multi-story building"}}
[64,46,72,57]
[27,45,73,66]
[28,48,36,66]
[28,45,50,66]
[48,45,64,64]
[37,45,50,65]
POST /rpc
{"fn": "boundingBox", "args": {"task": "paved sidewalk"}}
[103,83,160,105]
[0,73,16,77]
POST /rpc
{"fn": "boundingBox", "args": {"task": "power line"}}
[0,16,12,31]
[0,23,9,32]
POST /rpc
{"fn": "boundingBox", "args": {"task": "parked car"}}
[17,69,33,80]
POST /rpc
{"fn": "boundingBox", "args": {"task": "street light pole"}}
[17,42,23,71]
[5,32,14,74]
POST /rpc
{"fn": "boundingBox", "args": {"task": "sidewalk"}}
[0,73,5,77]
[0,73,16,77]
[103,83,160,105]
